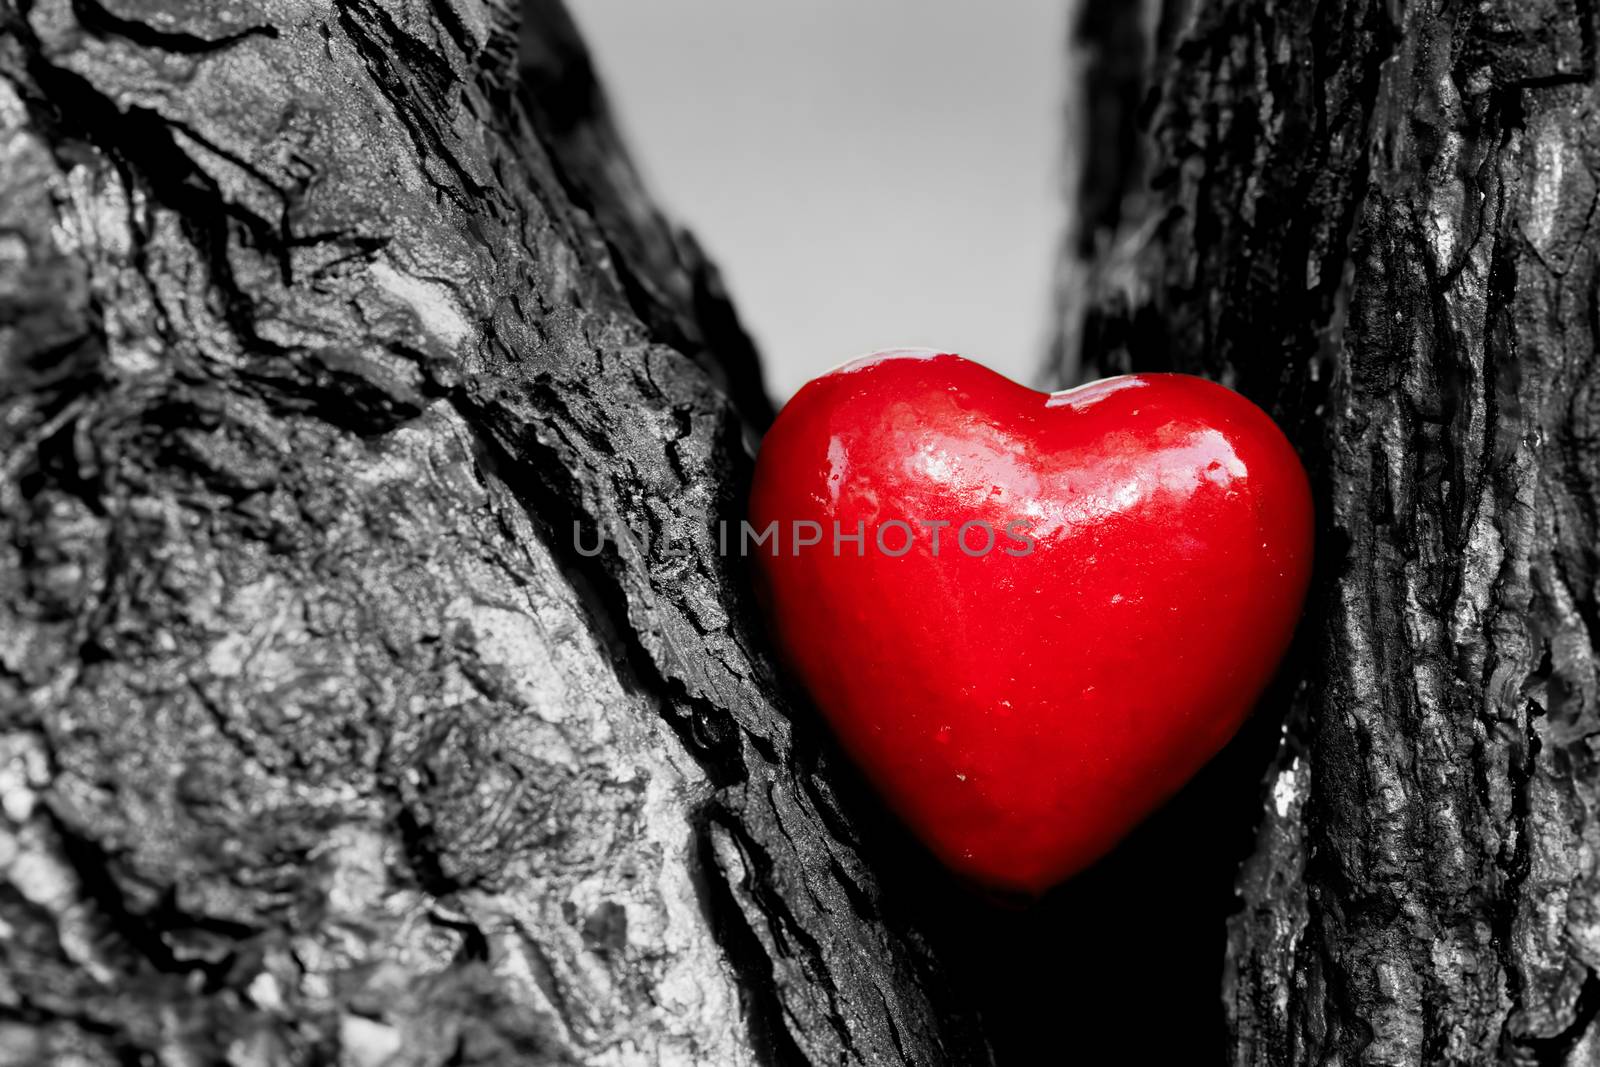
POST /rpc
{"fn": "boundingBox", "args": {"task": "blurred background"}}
[568,0,1069,398]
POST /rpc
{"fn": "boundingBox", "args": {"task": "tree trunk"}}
[0,2,989,1063]
[1061,0,1600,1062]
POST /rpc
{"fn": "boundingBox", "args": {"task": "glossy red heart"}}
[748,351,1312,895]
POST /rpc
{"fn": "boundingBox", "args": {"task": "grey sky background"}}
[567,1,1069,399]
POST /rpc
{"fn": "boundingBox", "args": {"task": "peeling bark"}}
[1061,0,1600,1062]
[0,2,988,1063]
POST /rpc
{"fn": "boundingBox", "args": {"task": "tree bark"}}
[1061,0,1600,1062]
[0,2,988,1063]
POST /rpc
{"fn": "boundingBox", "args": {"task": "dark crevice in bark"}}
[19,55,294,327]
[694,817,812,1067]
[335,1,490,213]
[1519,968,1600,1064]
[44,805,231,984]
[70,0,280,55]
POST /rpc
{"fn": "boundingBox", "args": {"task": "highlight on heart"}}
[5,1,1583,1064]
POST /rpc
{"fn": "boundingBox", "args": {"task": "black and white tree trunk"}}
[0,2,988,1063]
[1061,0,1600,1062]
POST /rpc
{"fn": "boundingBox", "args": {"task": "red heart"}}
[749,351,1312,894]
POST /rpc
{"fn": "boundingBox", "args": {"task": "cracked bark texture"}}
[0,1,989,1064]
[1060,0,1600,1062]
